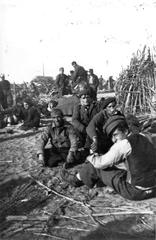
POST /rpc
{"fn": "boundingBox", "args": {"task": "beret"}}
[102,97,116,109]
[103,115,126,136]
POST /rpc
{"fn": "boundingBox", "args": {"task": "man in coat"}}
[87,69,99,100]
[20,98,40,131]
[61,115,156,201]
[55,67,68,96]
[72,88,99,153]
[86,97,123,154]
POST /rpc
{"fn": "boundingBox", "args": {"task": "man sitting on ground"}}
[86,97,123,154]
[20,99,40,131]
[72,88,99,156]
[61,115,156,201]
[37,108,79,168]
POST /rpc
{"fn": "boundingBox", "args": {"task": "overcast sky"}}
[0,0,156,83]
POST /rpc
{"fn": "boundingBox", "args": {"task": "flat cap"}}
[102,97,116,109]
[103,115,126,136]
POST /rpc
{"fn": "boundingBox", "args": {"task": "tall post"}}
[42,63,45,76]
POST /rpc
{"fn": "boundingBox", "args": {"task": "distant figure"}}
[107,76,115,90]
[0,74,12,109]
[87,69,99,100]
[98,75,105,90]
[20,98,40,131]
[55,67,68,96]
[71,61,88,90]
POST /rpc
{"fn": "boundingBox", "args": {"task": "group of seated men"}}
[36,88,156,201]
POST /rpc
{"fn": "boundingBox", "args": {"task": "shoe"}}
[60,168,83,187]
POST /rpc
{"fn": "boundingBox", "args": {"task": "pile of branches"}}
[10,76,57,106]
[115,46,156,114]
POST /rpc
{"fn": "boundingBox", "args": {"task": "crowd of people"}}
[55,61,115,97]
[0,62,156,202]
[36,89,156,201]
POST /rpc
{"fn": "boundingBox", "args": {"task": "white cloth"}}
[87,139,132,169]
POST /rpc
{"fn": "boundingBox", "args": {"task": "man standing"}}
[0,74,12,109]
[61,115,156,200]
[55,67,68,96]
[87,69,99,99]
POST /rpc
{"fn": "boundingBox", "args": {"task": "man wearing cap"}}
[72,88,99,155]
[55,67,69,96]
[86,97,123,154]
[61,115,156,200]
[37,108,79,168]
[87,69,99,100]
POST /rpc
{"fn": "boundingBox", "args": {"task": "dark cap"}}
[23,98,32,106]
[88,69,93,73]
[59,67,64,71]
[71,61,77,66]
[79,88,92,98]
[102,97,116,109]
[103,115,126,136]
[51,108,63,118]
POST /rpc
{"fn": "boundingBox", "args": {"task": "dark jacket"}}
[72,65,87,85]
[55,74,69,96]
[86,110,123,139]
[21,106,40,128]
[55,74,68,89]
[37,121,78,156]
[72,102,99,134]
[88,74,99,90]
[127,134,156,188]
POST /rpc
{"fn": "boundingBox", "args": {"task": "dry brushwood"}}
[115,45,156,114]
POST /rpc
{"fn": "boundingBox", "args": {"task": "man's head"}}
[88,69,94,76]
[102,97,117,116]
[79,89,93,107]
[71,61,77,68]
[103,115,129,143]
[0,74,5,81]
[59,67,64,74]
[23,98,32,110]
[51,108,64,127]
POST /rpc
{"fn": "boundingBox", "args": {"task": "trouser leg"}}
[79,162,156,200]
[44,148,67,167]
[97,168,156,200]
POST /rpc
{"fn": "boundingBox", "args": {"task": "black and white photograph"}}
[0,0,156,239]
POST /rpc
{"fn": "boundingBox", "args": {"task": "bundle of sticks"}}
[115,46,156,115]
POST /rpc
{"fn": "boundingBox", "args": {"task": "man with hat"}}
[37,108,79,168]
[86,97,123,154]
[87,69,99,100]
[61,115,156,200]
[72,88,99,155]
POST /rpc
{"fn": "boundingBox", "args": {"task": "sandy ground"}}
[0,123,156,240]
